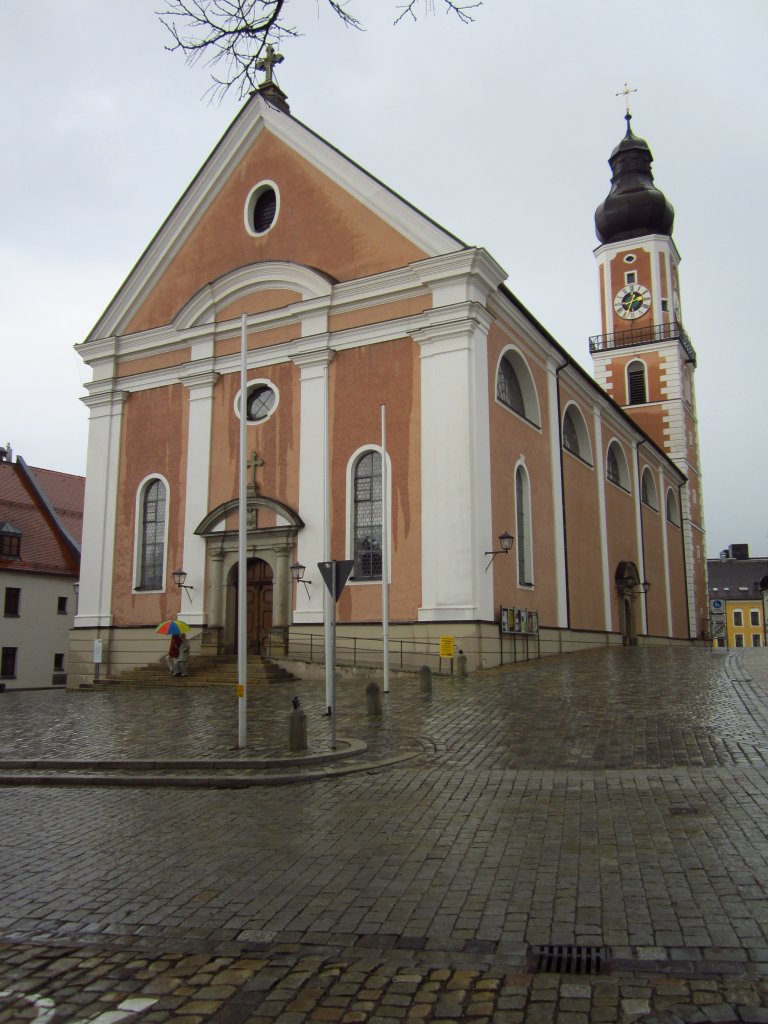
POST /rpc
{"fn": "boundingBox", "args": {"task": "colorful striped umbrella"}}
[155,618,190,636]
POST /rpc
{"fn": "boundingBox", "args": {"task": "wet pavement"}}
[2,645,768,1022]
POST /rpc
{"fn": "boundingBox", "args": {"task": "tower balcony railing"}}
[589,320,697,366]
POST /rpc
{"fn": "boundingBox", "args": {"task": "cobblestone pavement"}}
[2,646,768,1021]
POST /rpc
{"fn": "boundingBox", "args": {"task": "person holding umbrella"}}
[157,619,190,676]
[165,634,181,674]
[174,635,191,677]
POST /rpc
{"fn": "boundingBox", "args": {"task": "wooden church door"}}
[246,558,273,654]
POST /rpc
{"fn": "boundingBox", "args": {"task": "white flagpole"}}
[238,313,248,748]
[323,361,333,713]
[381,404,390,693]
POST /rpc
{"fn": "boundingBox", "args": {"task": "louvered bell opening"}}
[253,188,277,233]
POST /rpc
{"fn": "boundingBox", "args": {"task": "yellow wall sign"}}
[439,635,455,658]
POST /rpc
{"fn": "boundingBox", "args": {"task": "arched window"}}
[606,441,630,491]
[627,360,647,405]
[137,478,167,590]
[497,356,525,416]
[515,464,533,586]
[641,467,659,510]
[561,403,593,465]
[353,451,382,580]
[496,349,540,426]
[666,488,681,527]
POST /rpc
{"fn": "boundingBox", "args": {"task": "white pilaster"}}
[415,309,494,622]
[547,363,568,627]
[181,369,219,625]
[658,467,673,636]
[592,407,613,632]
[632,443,648,635]
[74,388,128,628]
[292,347,333,623]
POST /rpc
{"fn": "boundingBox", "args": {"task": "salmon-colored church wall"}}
[561,452,604,630]
[666,513,687,637]
[124,130,429,336]
[208,358,300,514]
[111,385,188,626]
[331,339,421,623]
[486,325,557,626]
[640,498,667,635]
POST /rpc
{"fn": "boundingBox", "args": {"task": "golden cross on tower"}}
[616,81,638,115]
[256,43,284,86]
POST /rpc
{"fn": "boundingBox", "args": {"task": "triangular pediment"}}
[86,93,465,343]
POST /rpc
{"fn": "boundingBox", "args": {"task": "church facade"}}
[68,82,705,686]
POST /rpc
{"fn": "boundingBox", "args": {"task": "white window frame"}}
[515,460,534,588]
[561,402,593,466]
[495,346,541,428]
[244,179,280,238]
[626,359,648,405]
[641,467,659,511]
[666,488,681,527]
[133,474,170,593]
[606,439,631,492]
[234,378,280,425]
[345,445,392,585]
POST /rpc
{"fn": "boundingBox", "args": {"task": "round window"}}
[245,181,279,237]
[247,385,276,422]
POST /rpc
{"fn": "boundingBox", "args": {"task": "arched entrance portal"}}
[195,494,305,657]
[615,560,641,646]
[226,558,274,654]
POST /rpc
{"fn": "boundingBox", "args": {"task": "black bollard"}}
[366,680,383,715]
[419,665,432,694]
[288,696,308,752]
[456,651,467,678]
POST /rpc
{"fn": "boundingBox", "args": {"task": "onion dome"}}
[595,113,674,244]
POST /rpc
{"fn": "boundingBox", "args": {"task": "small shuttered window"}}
[627,360,647,405]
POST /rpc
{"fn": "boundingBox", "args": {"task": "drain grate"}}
[527,944,611,975]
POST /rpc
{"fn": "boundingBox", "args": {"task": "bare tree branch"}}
[157,0,480,101]
[394,0,481,26]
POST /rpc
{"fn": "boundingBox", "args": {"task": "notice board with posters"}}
[500,607,539,634]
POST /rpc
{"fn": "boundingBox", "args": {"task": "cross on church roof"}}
[616,81,637,115]
[256,43,284,86]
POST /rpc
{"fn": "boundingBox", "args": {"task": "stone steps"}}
[97,655,297,689]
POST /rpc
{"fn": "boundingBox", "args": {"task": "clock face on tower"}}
[614,283,651,320]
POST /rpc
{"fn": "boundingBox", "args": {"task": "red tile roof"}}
[0,458,84,576]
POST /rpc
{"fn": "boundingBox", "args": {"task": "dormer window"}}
[0,522,21,559]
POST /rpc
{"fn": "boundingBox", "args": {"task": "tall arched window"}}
[497,356,525,416]
[137,478,167,590]
[627,360,647,405]
[496,349,541,426]
[666,488,681,527]
[353,451,382,580]
[515,465,533,586]
[561,403,593,465]
[641,468,659,510]
[606,441,630,491]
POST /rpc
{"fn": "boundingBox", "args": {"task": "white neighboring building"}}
[0,446,84,689]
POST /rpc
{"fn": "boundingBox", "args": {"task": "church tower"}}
[590,112,707,640]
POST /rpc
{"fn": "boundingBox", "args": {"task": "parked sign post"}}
[318,559,354,748]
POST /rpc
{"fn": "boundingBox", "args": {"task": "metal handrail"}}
[589,320,696,366]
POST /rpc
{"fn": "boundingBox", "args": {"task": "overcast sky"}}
[2,0,766,558]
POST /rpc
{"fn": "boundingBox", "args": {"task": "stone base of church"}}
[66,621,697,689]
